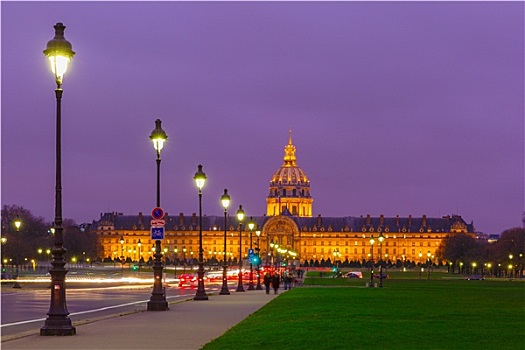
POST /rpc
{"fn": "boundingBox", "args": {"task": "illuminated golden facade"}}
[91,133,475,265]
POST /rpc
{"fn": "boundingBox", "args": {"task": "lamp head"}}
[14,216,21,230]
[255,226,261,237]
[378,232,384,243]
[137,239,141,247]
[120,237,124,244]
[194,164,207,190]
[248,217,255,231]
[150,119,168,152]
[369,236,375,245]
[236,205,245,222]
[221,189,231,210]
[43,23,75,87]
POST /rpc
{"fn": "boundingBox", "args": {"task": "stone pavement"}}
[2,289,281,350]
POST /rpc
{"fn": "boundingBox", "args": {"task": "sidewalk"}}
[2,290,281,350]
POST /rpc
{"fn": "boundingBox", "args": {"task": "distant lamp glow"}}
[14,217,21,230]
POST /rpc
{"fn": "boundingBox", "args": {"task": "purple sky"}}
[1,1,523,235]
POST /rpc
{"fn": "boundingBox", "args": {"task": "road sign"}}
[150,219,165,226]
[248,248,254,255]
[151,207,164,220]
[151,226,165,240]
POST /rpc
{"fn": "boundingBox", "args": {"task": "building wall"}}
[94,216,465,264]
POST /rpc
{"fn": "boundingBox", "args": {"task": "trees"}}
[1,205,52,266]
[1,205,100,267]
[437,228,524,276]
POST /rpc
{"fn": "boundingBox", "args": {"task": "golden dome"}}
[267,130,313,217]
[270,130,310,186]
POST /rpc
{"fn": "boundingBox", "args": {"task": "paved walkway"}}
[2,290,281,350]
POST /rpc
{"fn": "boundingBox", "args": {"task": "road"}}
[1,279,228,340]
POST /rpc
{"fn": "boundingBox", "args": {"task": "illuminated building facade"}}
[91,133,475,265]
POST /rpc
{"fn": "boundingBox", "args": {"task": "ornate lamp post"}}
[255,226,263,290]
[137,240,142,273]
[13,216,22,289]
[369,236,375,287]
[193,164,208,300]
[120,236,125,276]
[236,205,245,292]
[219,189,231,295]
[247,217,255,290]
[41,23,76,336]
[419,251,423,279]
[147,119,168,311]
[378,232,385,288]
[173,247,178,278]
[183,247,187,274]
[427,251,432,279]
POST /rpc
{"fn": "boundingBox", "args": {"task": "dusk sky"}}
[1,1,523,235]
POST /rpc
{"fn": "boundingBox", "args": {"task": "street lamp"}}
[369,235,375,287]
[247,217,255,290]
[173,247,178,278]
[255,226,263,290]
[147,119,168,311]
[378,232,384,288]
[418,251,423,279]
[236,205,245,292]
[13,216,22,289]
[427,251,431,279]
[183,247,187,274]
[194,164,208,301]
[137,240,142,273]
[41,22,76,336]
[219,189,231,295]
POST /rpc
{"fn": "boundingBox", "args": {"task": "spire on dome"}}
[283,129,297,166]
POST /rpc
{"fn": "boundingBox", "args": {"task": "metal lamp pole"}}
[219,189,231,295]
[183,248,187,274]
[147,119,168,311]
[236,205,245,292]
[419,251,423,279]
[378,232,384,288]
[194,165,208,300]
[255,226,263,290]
[173,247,178,278]
[247,217,255,290]
[369,236,375,287]
[41,22,76,336]
[13,217,22,289]
[120,236,124,276]
[137,240,142,273]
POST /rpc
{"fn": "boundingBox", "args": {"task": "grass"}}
[202,275,524,350]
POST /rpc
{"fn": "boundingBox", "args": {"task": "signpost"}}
[151,226,165,240]
[151,207,165,240]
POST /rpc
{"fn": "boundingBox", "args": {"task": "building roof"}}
[91,212,474,233]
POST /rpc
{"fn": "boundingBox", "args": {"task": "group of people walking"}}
[263,271,296,294]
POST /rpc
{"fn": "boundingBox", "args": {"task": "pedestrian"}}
[272,272,280,294]
[263,272,271,294]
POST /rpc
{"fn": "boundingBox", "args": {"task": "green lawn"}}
[202,277,524,350]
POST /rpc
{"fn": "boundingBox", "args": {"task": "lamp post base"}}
[219,265,230,295]
[147,294,169,311]
[40,316,76,336]
[236,274,245,292]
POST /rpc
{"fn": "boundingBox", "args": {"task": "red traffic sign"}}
[152,207,164,220]
[151,219,165,226]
